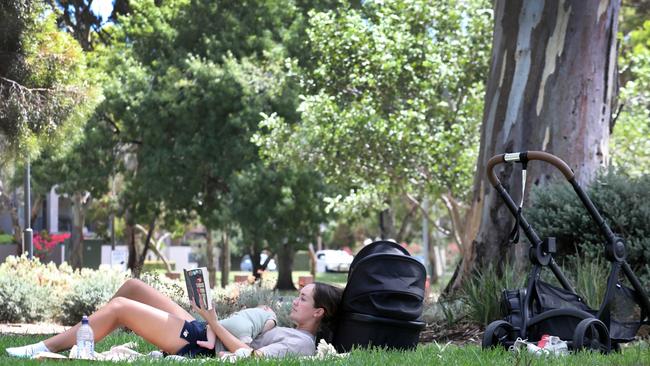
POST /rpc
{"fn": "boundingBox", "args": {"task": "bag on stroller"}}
[332,240,426,352]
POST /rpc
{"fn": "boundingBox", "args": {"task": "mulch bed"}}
[419,321,482,346]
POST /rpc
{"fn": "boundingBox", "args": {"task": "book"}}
[183,267,213,310]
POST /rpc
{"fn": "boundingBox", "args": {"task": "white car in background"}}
[315,250,354,273]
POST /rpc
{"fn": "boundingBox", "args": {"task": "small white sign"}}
[111,248,128,271]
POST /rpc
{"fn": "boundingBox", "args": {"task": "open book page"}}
[183,267,212,310]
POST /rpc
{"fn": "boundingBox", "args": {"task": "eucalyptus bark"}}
[449,0,619,291]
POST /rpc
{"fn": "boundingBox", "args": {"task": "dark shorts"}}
[175,320,215,358]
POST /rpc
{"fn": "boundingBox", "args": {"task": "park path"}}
[0,323,70,335]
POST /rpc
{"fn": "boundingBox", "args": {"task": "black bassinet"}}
[333,241,426,352]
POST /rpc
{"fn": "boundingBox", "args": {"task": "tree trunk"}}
[220,231,230,288]
[251,244,263,280]
[396,200,418,243]
[0,191,23,253]
[275,243,296,290]
[448,0,619,292]
[134,216,156,278]
[379,206,396,240]
[205,229,216,288]
[125,209,139,273]
[69,192,84,269]
[30,195,42,227]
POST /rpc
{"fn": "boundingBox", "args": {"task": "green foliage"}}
[230,164,327,251]
[614,20,650,175]
[0,233,15,244]
[527,170,650,290]
[561,256,608,310]
[141,260,176,272]
[460,264,526,326]
[255,0,492,216]
[0,0,92,156]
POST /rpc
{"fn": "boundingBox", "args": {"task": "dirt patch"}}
[419,321,482,346]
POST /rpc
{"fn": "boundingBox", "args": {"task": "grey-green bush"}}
[527,169,650,291]
[57,270,125,325]
[213,284,293,327]
[139,273,189,312]
[0,275,51,322]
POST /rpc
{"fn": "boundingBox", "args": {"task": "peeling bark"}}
[448,0,620,293]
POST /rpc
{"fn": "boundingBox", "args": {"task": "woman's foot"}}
[6,341,51,358]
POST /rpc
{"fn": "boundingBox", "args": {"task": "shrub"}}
[527,170,650,291]
[422,298,466,326]
[139,272,188,311]
[0,255,68,322]
[0,273,51,322]
[57,268,127,325]
[460,263,526,326]
[212,283,292,327]
[142,260,176,273]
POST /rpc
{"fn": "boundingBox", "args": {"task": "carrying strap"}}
[508,161,527,245]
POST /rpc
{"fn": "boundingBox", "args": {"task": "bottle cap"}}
[82,315,89,324]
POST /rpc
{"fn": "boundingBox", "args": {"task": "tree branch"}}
[405,193,451,237]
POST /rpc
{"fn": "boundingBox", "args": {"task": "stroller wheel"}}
[572,318,611,354]
[482,320,514,349]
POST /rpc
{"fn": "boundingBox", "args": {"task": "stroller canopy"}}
[341,241,426,321]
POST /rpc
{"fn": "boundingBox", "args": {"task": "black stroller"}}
[482,151,650,353]
[332,240,426,352]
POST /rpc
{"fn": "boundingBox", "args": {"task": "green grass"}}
[1,331,648,365]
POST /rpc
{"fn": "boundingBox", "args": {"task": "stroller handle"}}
[487,151,575,187]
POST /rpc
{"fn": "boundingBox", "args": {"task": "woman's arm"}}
[192,305,263,357]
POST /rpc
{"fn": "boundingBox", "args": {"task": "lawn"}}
[1,331,648,365]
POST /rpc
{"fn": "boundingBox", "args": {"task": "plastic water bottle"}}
[76,315,94,359]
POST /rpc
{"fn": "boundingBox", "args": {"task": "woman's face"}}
[290,284,321,324]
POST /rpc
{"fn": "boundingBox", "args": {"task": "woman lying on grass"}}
[5,279,343,359]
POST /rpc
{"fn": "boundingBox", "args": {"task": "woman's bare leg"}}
[43,297,189,354]
[111,278,194,322]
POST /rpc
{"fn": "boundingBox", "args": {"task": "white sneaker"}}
[6,342,50,358]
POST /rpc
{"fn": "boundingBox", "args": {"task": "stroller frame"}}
[483,151,650,353]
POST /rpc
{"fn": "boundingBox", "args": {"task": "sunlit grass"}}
[1,331,648,365]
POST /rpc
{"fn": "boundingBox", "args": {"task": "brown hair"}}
[312,282,343,343]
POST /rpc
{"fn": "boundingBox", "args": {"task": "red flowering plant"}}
[33,230,71,261]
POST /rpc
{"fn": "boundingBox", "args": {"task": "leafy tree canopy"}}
[613,19,650,175]
[254,0,492,217]
[0,0,92,158]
